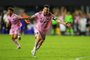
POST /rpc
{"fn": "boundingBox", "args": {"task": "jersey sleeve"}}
[14,14,22,20]
[13,14,19,20]
[32,12,39,18]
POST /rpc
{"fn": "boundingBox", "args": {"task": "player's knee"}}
[36,36,40,40]
[13,35,18,39]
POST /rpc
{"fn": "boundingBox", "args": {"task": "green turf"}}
[0,34,90,60]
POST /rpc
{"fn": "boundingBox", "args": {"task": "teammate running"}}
[7,7,26,49]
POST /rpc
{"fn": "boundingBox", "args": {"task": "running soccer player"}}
[29,5,66,57]
[7,7,24,49]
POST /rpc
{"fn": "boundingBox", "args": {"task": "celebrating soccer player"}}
[28,5,66,57]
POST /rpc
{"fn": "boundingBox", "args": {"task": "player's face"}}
[43,7,49,15]
[7,10,13,15]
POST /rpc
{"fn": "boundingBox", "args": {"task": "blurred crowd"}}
[52,7,90,36]
[0,7,90,36]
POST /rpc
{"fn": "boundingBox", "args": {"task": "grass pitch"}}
[0,34,90,60]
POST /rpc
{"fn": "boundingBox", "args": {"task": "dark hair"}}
[43,5,49,8]
[7,7,14,12]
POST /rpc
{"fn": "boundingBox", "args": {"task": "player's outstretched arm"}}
[30,15,36,19]
[19,15,36,20]
[52,15,66,25]
[16,15,30,20]
[56,19,66,25]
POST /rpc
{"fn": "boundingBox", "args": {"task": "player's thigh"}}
[35,32,42,41]
[34,27,43,41]
[13,34,17,39]
[13,29,18,39]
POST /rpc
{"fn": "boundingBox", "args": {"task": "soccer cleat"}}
[18,36,21,40]
[17,46,21,49]
[31,50,36,57]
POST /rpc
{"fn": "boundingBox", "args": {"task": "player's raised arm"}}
[30,15,36,19]
[19,12,38,20]
[15,15,30,20]
[56,19,66,25]
[52,16,66,25]
[29,12,40,19]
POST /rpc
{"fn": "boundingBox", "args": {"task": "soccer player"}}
[7,7,24,49]
[29,5,66,57]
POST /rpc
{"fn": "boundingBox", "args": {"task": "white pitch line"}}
[75,57,80,60]
[75,56,90,60]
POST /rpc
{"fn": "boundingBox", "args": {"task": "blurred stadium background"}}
[0,0,90,60]
[0,0,90,35]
